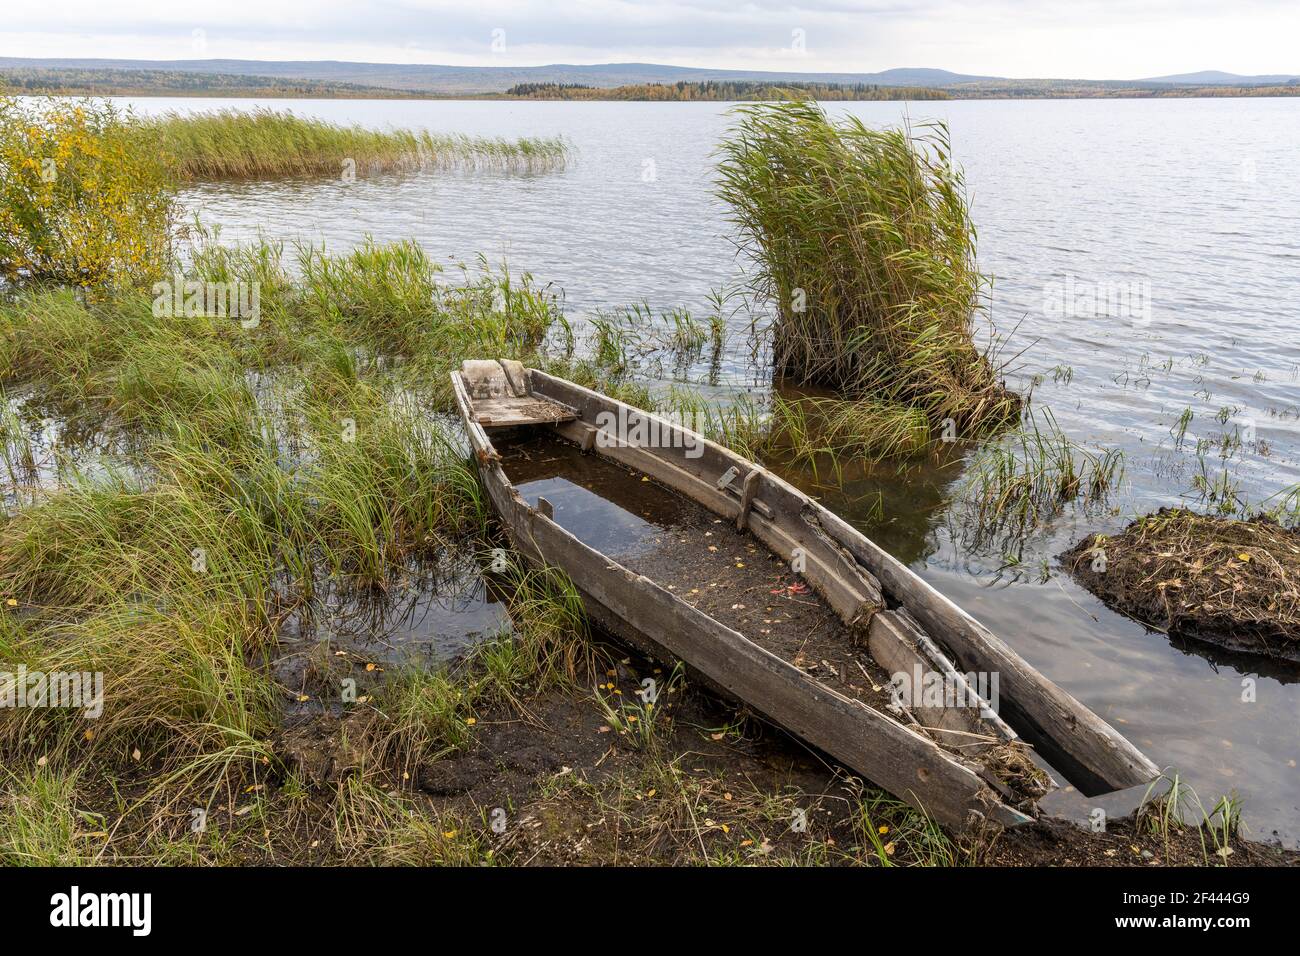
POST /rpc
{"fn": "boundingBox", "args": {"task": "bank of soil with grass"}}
[1065,508,1300,664]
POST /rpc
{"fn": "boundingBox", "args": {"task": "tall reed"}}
[143,108,570,181]
[717,101,1019,437]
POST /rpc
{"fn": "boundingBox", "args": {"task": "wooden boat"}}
[451,359,1159,831]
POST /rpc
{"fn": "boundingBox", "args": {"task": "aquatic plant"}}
[717,100,1019,437]
[143,108,570,181]
[956,408,1125,547]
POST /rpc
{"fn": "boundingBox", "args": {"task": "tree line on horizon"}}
[502,80,950,101]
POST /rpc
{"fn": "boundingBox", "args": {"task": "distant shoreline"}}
[11,87,1300,101]
[5,65,1300,102]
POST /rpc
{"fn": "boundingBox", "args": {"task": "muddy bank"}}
[1063,508,1300,664]
[116,667,1300,867]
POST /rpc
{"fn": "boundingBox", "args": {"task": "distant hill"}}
[1,57,1296,99]
[0,65,418,98]
[0,58,996,94]
[1140,70,1300,85]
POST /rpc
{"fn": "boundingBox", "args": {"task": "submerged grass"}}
[957,408,1125,549]
[0,220,708,868]
[144,108,570,180]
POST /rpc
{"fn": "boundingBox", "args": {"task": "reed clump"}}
[717,101,1020,444]
[143,108,570,180]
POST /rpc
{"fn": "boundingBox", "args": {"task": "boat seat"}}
[460,359,577,428]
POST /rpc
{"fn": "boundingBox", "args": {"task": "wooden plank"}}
[816,508,1159,795]
[735,469,761,531]
[868,610,1017,750]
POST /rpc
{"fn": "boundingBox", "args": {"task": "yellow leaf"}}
[465,717,477,726]
[4,598,17,607]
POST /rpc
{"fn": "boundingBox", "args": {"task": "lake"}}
[121,95,1300,845]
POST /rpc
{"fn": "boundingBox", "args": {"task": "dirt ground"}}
[179,662,1299,866]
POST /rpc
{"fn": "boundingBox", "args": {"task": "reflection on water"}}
[500,431,684,558]
[102,95,1300,844]
[275,550,511,706]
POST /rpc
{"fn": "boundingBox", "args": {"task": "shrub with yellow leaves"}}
[0,94,176,288]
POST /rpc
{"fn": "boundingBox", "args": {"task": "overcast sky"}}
[4,1,1296,79]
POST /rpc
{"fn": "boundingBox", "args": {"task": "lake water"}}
[121,96,1300,845]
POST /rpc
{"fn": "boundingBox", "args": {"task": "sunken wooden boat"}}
[451,360,1159,831]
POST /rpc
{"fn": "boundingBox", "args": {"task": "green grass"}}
[1139,771,1245,865]
[959,407,1125,538]
[0,231,626,861]
[0,766,88,866]
[144,108,570,180]
[717,101,1020,437]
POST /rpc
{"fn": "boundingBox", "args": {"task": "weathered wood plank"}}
[736,468,761,531]
[868,610,1017,751]
[817,509,1159,794]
